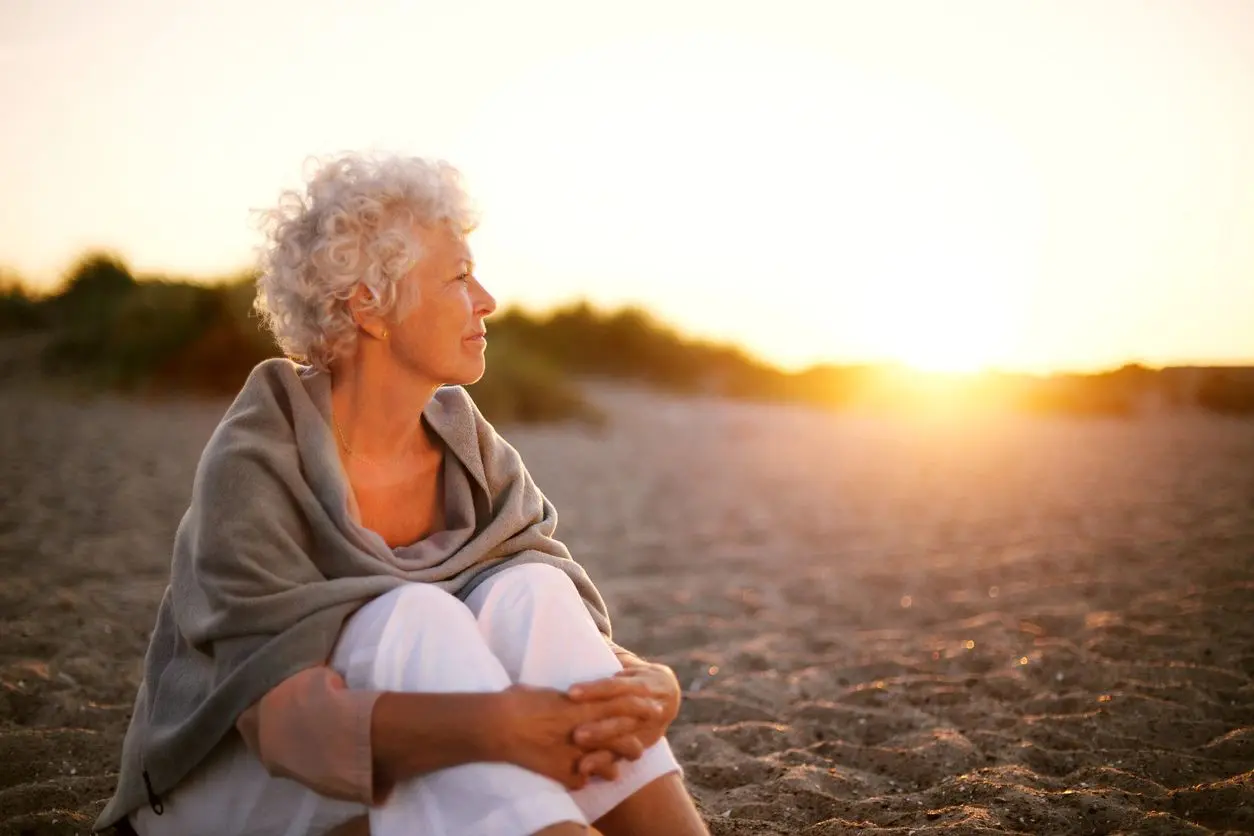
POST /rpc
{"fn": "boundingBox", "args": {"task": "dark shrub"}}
[48,253,137,325]
[1197,370,1254,416]
[0,280,49,332]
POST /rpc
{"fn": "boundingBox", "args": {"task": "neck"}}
[328,340,440,463]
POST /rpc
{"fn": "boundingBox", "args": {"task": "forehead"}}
[412,221,471,266]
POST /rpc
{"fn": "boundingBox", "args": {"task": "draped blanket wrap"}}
[96,358,611,830]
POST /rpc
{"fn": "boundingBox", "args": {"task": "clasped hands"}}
[498,659,681,790]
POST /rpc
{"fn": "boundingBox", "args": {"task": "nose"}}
[476,281,497,318]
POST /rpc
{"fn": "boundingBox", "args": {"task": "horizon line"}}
[4,254,1254,379]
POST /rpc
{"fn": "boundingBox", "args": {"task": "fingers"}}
[568,676,651,702]
[600,734,645,761]
[574,716,646,750]
[585,693,663,724]
[578,749,620,782]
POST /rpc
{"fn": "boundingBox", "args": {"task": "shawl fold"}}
[95,358,610,830]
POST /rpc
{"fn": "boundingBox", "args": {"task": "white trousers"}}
[132,564,681,836]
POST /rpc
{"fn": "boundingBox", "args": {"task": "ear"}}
[347,284,386,338]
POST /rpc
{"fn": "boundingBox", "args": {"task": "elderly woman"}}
[95,155,708,836]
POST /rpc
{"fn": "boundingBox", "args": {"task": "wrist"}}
[372,691,506,782]
[457,691,508,763]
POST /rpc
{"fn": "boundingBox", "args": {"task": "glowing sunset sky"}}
[2,0,1252,373]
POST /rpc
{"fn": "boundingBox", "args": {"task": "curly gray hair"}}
[253,153,478,370]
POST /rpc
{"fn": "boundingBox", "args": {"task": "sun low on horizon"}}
[457,30,1048,375]
[2,0,1253,375]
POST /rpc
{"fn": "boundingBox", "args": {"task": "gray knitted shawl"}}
[96,358,610,830]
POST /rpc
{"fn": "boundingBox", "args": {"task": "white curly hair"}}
[253,153,478,371]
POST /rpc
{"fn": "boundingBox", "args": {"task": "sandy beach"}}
[1,380,1252,835]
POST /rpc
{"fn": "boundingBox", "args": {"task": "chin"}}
[449,360,487,387]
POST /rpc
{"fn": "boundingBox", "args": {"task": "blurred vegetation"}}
[2,251,1253,421]
[467,332,600,425]
[0,271,52,332]
[1196,369,1254,416]
[0,253,603,424]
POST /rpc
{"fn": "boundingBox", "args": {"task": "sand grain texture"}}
[1,382,1252,834]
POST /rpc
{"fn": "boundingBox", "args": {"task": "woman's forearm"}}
[371,647,657,796]
[370,691,502,795]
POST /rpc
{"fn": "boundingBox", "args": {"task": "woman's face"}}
[384,221,496,386]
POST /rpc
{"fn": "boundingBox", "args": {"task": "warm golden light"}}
[898,344,996,376]
[878,277,1027,374]
[461,33,1046,374]
[1,1,1252,373]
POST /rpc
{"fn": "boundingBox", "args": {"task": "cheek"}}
[396,295,466,352]
[394,283,423,320]
[442,286,474,323]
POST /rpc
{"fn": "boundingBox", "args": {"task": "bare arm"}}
[368,692,498,798]
[374,639,662,791]
[373,685,661,796]
[240,672,618,802]
[242,663,662,803]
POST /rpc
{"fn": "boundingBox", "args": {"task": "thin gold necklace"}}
[332,415,412,467]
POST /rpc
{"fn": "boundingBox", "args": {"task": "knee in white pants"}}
[343,582,510,694]
[472,563,592,622]
[386,581,480,627]
[468,563,618,688]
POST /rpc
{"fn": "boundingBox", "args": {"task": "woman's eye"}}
[456,272,472,283]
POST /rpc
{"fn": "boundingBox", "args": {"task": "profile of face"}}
[352,221,497,387]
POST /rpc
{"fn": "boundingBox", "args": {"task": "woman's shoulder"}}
[197,359,310,474]
[223,357,316,417]
[246,356,311,391]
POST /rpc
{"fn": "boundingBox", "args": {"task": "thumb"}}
[579,750,620,782]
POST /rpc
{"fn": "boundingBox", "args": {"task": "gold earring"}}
[381,328,389,340]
